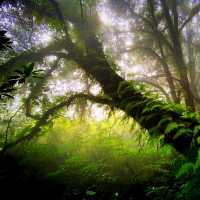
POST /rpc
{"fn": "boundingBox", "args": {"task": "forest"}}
[0,0,200,199]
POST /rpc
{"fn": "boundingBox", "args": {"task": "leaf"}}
[24,63,34,77]
[176,163,194,179]
[117,81,129,96]
[86,190,96,196]
[165,122,182,134]
[149,126,159,136]
[125,100,148,113]
[1,88,15,93]
[142,100,159,113]
[194,125,200,136]
[1,93,14,99]
[33,69,44,72]
[173,129,192,140]
[142,107,151,114]
[197,136,200,144]
[157,117,171,129]
[143,113,159,123]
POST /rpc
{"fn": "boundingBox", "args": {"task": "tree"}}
[109,0,200,111]
[1,0,200,161]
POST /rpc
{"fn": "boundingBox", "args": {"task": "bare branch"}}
[180,3,200,31]
[135,77,171,102]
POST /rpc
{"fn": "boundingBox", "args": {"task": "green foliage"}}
[0,63,43,99]
[165,122,184,134]
[170,151,200,200]
[194,125,200,136]
[11,117,175,199]
[173,129,192,140]
[0,30,12,50]
[157,117,172,129]
[142,103,162,114]
[125,101,144,114]
[176,162,194,179]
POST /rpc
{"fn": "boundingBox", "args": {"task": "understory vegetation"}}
[1,117,200,199]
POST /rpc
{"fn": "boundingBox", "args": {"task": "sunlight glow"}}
[97,0,113,26]
[99,10,113,26]
[91,104,107,121]
[45,56,58,63]
[35,30,53,46]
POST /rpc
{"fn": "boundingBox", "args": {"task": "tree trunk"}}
[1,1,200,160]
[66,32,200,160]
[160,0,195,111]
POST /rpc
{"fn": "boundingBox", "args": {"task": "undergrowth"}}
[7,117,180,200]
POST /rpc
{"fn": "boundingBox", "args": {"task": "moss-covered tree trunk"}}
[1,0,200,161]
[71,35,200,160]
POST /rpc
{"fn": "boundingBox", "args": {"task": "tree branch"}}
[135,77,171,102]
[180,3,200,31]
[25,58,61,119]
[1,93,113,153]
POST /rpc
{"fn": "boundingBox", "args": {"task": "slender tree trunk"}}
[160,0,195,111]
[148,0,178,103]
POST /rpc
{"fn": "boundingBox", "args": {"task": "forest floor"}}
[0,119,196,200]
[0,152,175,200]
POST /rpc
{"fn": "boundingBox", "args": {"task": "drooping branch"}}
[25,58,61,119]
[1,93,113,153]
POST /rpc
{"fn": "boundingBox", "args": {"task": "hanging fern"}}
[173,129,192,140]
[156,117,172,129]
[165,122,184,134]
[176,162,194,179]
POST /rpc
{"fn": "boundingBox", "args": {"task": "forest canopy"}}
[0,0,200,199]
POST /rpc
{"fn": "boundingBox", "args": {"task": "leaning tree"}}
[1,0,200,161]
